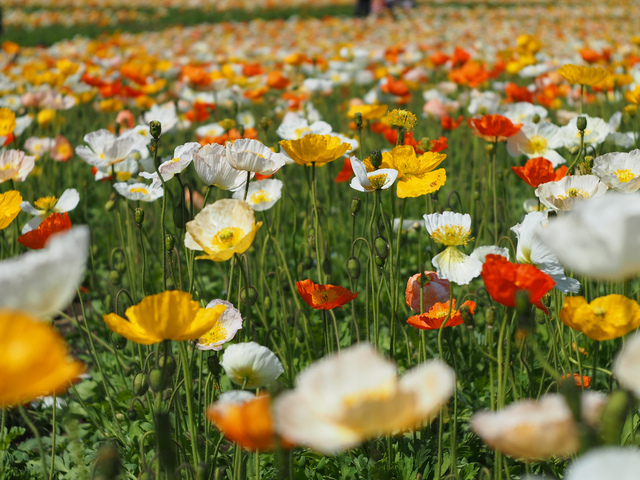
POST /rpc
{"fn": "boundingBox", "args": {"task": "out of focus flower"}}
[349,156,397,192]
[347,104,388,121]
[103,290,226,345]
[275,113,332,140]
[424,211,482,285]
[296,279,358,310]
[21,188,79,233]
[613,331,640,399]
[185,199,262,261]
[197,300,243,351]
[559,295,640,341]
[560,373,591,388]
[221,342,284,389]
[75,129,144,168]
[405,271,450,313]
[511,157,568,188]
[469,114,521,141]
[334,157,354,183]
[0,227,88,318]
[560,115,609,149]
[407,299,476,330]
[24,137,54,159]
[143,101,178,133]
[481,254,554,313]
[274,343,454,454]
[0,108,16,136]
[279,134,351,166]
[557,64,611,86]
[592,150,640,193]
[50,135,73,162]
[114,182,163,202]
[18,212,72,250]
[535,175,608,211]
[0,310,84,408]
[0,190,21,230]
[564,448,640,480]
[207,391,275,451]
[226,139,286,175]
[232,179,283,211]
[0,150,35,183]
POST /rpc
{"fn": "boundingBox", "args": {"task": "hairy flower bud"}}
[576,116,587,132]
[133,372,149,397]
[374,236,390,259]
[351,197,362,216]
[347,257,361,280]
[370,149,382,169]
[149,120,162,139]
[134,208,145,226]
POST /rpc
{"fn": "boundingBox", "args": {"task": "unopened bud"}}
[93,443,121,480]
[350,197,362,216]
[485,306,496,326]
[116,261,126,274]
[374,236,390,259]
[158,355,177,378]
[307,228,316,251]
[110,332,127,350]
[240,286,258,306]
[259,116,271,131]
[322,256,332,277]
[459,304,474,327]
[238,123,245,137]
[165,234,175,252]
[104,199,115,212]
[134,208,145,226]
[576,116,587,132]
[375,254,386,268]
[532,114,541,124]
[370,149,382,169]
[485,143,495,156]
[354,112,363,128]
[109,270,121,285]
[149,120,162,139]
[133,372,149,396]
[263,295,272,310]
[148,368,167,392]
[347,256,361,280]
[127,409,137,421]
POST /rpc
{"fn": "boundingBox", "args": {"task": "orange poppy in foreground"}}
[407,299,476,330]
[296,279,358,310]
[17,212,72,250]
[481,254,554,313]
[469,114,521,141]
[512,157,568,188]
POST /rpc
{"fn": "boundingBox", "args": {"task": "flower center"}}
[211,227,244,249]
[310,289,340,305]
[557,188,589,200]
[592,306,606,317]
[367,173,389,190]
[430,224,471,246]
[171,157,180,163]
[342,380,394,408]
[34,195,58,212]
[130,187,148,195]
[250,190,271,204]
[615,169,635,183]
[116,171,132,182]
[528,135,548,154]
[199,324,228,345]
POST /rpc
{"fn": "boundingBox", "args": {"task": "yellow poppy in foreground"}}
[185,199,262,262]
[103,291,227,345]
[559,294,640,341]
[0,190,22,230]
[279,134,351,166]
[0,310,84,407]
[557,64,611,87]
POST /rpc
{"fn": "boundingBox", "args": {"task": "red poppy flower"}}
[407,299,476,330]
[295,279,358,310]
[560,373,591,388]
[511,157,569,188]
[334,157,353,183]
[505,82,533,103]
[469,114,522,140]
[441,115,464,130]
[429,136,448,153]
[481,254,555,313]
[18,213,72,250]
[381,76,410,97]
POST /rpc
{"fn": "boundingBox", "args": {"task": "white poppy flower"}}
[470,245,510,263]
[113,182,163,202]
[195,123,225,139]
[193,143,249,191]
[275,112,333,140]
[501,102,547,124]
[220,341,284,389]
[232,179,283,211]
[349,156,398,193]
[559,115,610,149]
[24,137,55,159]
[75,129,144,168]
[0,227,89,318]
[535,175,608,211]
[226,139,286,176]
[196,300,243,351]
[143,101,178,133]
[236,111,256,129]
[20,188,80,234]
[592,149,640,193]
[564,447,640,480]
[507,121,566,166]
[0,149,35,183]
[141,142,200,187]
[613,331,640,400]
[94,157,139,183]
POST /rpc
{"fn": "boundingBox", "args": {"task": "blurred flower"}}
[274,343,454,454]
[481,254,554,313]
[511,157,568,188]
[334,157,354,183]
[21,188,79,233]
[114,182,163,202]
[0,310,84,408]
[405,271,450,313]
[226,139,286,175]
[296,279,358,310]
[143,101,178,133]
[24,137,54,159]
[221,341,284,389]
[424,211,482,285]
[0,108,16,136]
[470,114,521,141]
[565,448,640,480]
[535,175,608,211]
[560,373,591,388]
[185,199,262,261]
[613,331,640,399]
[18,212,72,250]
[557,64,611,86]
[232,179,283,211]
[407,299,476,330]
[592,150,640,193]
[75,129,144,168]
[206,391,275,451]
[347,104,388,120]
[103,290,226,345]
[50,135,73,162]
[279,134,351,166]
[349,156,398,192]
[470,245,510,263]
[0,149,35,183]
[0,190,21,230]
[197,299,243,351]
[560,295,640,341]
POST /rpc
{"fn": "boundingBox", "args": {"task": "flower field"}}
[3,1,640,479]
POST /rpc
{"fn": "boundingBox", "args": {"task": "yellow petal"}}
[103,312,161,345]
[177,304,228,341]
[397,169,446,198]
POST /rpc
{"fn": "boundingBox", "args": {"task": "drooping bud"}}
[133,372,149,396]
[109,270,121,286]
[484,143,496,156]
[375,254,386,268]
[374,236,390,259]
[165,234,175,252]
[263,295,272,310]
[347,256,361,280]
[484,306,495,326]
[459,304,474,327]
[92,443,121,480]
[116,262,126,274]
[158,354,177,378]
[240,286,258,306]
[370,149,382,169]
[307,228,316,251]
[148,368,167,392]
[149,120,162,139]
[576,116,587,132]
[110,332,127,350]
[350,197,361,216]
[134,208,145,226]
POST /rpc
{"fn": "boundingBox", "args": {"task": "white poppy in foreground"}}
[75,129,144,168]
[193,143,249,192]
[564,447,640,480]
[21,188,80,233]
[507,121,566,166]
[511,211,580,293]
[0,226,89,318]
[349,156,398,193]
[613,331,640,400]
[221,341,284,389]
[232,179,283,211]
[536,192,640,280]
[592,149,640,193]
[424,211,482,285]
[196,300,243,351]
[226,139,286,176]
[274,343,454,455]
[560,114,609,149]
[471,392,606,461]
[535,175,608,211]
[114,182,163,202]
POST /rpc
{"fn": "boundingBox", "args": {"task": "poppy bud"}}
[148,368,167,392]
[370,149,382,169]
[532,114,540,124]
[350,197,361,216]
[322,256,332,277]
[165,234,175,252]
[149,120,162,139]
[116,262,126,274]
[354,112,363,129]
[485,143,495,156]
[127,409,137,421]
[259,116,271,131]
[110,332,127,350]
[104,199,115,212]
[307,228,316,251]
[241,286,258,306]
[133,372,149,396]
[263,295,272,310]
[347,256,361,280]
[93,443,120,480]
[134,208,145,226]
[459,304,474,327]
[375,254,386,268]
[473,190,480,201]
[576,116,587,131]
[158,354,177,378]
[374,236,390,259]
[484,306,495,326]
[109,270,121,286]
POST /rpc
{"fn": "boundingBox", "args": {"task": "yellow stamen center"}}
[342,380,394,408]
[310,289,340,305]
[431,224,471,246]
[293,127,310,139]
[615,169,635,183]
[250,190,271,204]
[528,135,548,154]
[367,173,389,190]
[171,157,180,163]
[211,227,244,249]
[592,306,606,317]
[34,195,58,212]
[130,187,149,195]
[199,324,228,345]
[557,188,589,200]
[116,171,133,182]
[99,152,105,159]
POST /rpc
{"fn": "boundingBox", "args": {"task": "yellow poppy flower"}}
[185,199,262,262]
[0,108,16,136]
[559,294,640,341]
[279,134,351,166]
[557,64,611,87]
[0,190,22,230]
[103,290,227,345]
[625,86,640,105]
[347,104,388,120]
[0,310,84,407]
[366,145,447,198]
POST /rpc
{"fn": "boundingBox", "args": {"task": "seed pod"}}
[133,373,149,396]
[347,256,361,280]
[126,409,137,421]
[374,236,390,259]
[576,116,587,131]
[109,270,121,286]
[354,112,363,129]
[104,200,115,212]
[350,197,361,216]
[165,234,175,252]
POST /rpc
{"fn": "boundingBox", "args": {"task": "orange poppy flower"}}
[429,136,448,153]
[511,157,568,188]
[242,63,264,77]
[266,71,291,90]
[381,76,410,97]
[407,299,476,330]
[481,254,554,313]
[334,157,353,183]
[18,212,72,250]
[560,373,591,388]
[430,51,449,67]
[441,115,464,130]
[505,83,533,103]
[469,114,522,140]
[296,279,358,310]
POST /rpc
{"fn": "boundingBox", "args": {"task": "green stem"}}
[310,163,323,283]
[178,341,201,465]
[19,406,47,478]
[48,395,57,480]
